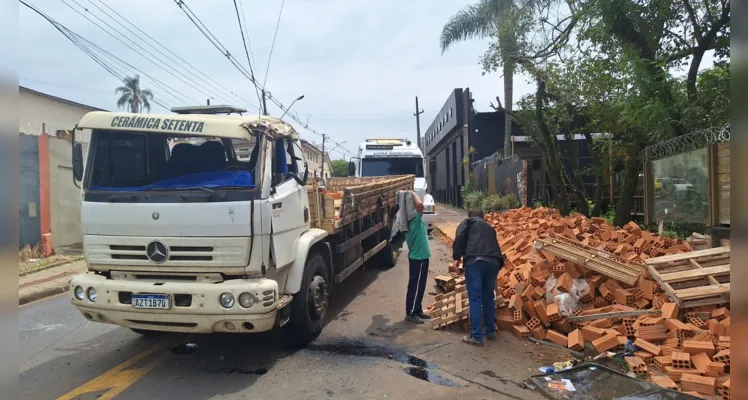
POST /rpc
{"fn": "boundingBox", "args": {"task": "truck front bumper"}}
[69,273,280,334]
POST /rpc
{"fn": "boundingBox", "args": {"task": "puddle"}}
[404,367,460,387]
[306,342,432,368]
[170,343,199,355]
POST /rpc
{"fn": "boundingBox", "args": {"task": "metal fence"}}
[471,153,528,206]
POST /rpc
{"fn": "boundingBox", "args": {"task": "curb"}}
[19,257,83,277]
[19,284,69,306]
[433,225,454,246]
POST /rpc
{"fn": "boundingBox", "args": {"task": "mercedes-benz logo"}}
[152,212,160,220]
[146,240,168,263]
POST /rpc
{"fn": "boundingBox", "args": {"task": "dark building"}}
[423,88,524,207]
[423,88,624,211]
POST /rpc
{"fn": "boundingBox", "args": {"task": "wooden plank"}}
[658,265,730,283]
[646,247,730,265]
[674,284,730,300]
[568,309,660,322]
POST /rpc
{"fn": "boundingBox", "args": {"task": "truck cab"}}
[350,138,436,233]
[67,107,406,344]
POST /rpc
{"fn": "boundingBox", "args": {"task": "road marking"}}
[57,339,172,400]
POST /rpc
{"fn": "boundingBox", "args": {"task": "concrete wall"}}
[18,87,97,142]
[49,137,86,248]
[19,135,40,247]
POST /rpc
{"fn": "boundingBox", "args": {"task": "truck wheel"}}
[373,242,396,268]
[372,228,396,268]
[288,252,330,346]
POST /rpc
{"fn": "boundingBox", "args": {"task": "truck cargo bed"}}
[307,175,414,234]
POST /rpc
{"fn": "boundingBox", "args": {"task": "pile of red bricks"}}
[435,207,730,398]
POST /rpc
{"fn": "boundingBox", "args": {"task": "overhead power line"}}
[60,0,255,109]
[92,0,259,109]
[21,0,189,110]
[262,0,285,89]
[172,0,355,157]
[231,0,263,106]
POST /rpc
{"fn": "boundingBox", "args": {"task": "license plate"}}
[132,294,170,309]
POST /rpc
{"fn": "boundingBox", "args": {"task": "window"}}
[273,137,306,186]
[86,130,259,194]
[361,158,424,177]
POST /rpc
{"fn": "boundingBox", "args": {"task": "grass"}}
[18,244,83,275]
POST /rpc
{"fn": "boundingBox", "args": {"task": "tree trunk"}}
[591,175,604,217]
[503,62,514,156]
[534,81,569,215]
[614,141,644,226]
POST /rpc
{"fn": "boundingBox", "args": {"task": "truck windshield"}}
[85,130,259,193]
[361,158,424,177]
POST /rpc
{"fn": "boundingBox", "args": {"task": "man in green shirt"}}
[405,191,432,324]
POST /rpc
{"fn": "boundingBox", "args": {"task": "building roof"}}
[20,86,107,111]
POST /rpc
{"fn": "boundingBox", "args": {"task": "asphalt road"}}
[19,238,557,400]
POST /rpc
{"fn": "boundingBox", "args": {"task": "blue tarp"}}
[91,170,254,192]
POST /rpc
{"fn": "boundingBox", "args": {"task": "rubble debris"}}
[428,207,730,395]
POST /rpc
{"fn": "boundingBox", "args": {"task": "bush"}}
[503,193,520,209]
[463,191,486,211]
[481,194,504,212]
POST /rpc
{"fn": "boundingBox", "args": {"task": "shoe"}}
[486,333,497,341]
[462,335,484,347]
[405,314,424,324]
[416,311,432,320]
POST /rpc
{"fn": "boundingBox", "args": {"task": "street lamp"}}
[279,95,305,120]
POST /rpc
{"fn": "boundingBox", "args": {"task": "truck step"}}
[277,294,293,310]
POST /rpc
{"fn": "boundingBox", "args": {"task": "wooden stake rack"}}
[534,236,644,285]
[645,246,730,309]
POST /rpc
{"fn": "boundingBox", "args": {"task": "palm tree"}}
[115,75,154,113]
[440,0,524,156]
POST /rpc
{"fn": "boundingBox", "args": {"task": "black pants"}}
[406,258,430,315]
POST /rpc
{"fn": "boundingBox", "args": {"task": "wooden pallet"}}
[645,246,730,309]
[534,236,644,285]
[429,286,504,329]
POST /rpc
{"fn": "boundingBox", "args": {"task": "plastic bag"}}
[545,276,592,316]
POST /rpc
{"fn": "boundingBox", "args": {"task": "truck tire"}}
[369,226,396,268]
[288,252,330,346]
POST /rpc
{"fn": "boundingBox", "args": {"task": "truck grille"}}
[85,236,249,268]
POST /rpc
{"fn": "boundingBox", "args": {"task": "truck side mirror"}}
[348,161,355,176]
[72,141,84,182]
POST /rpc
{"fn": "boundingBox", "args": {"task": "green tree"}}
[116,75,154,113]
[440,0,536,156]
[331,159,350,177]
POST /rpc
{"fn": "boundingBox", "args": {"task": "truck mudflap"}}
[69,272,280,333]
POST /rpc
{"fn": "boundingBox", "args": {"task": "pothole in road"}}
[307,340,460,387]
[403,367,459,387]
[306,341,432,368]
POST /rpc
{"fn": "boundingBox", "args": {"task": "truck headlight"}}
[87,287,97,302]
[74,286,84,301]
[238,292,255,308]
[219,293,235,308]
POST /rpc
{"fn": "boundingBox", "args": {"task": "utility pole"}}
[414,96,424,149]
[261,89,269,116]
[320,134,327,183]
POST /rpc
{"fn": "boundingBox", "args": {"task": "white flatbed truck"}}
[67,106,412,344]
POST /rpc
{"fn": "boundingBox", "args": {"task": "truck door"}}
[269,137,309,270]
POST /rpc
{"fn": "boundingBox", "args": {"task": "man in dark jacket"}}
[452,209,504,346]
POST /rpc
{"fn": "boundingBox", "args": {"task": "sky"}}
[19,0,540,160]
